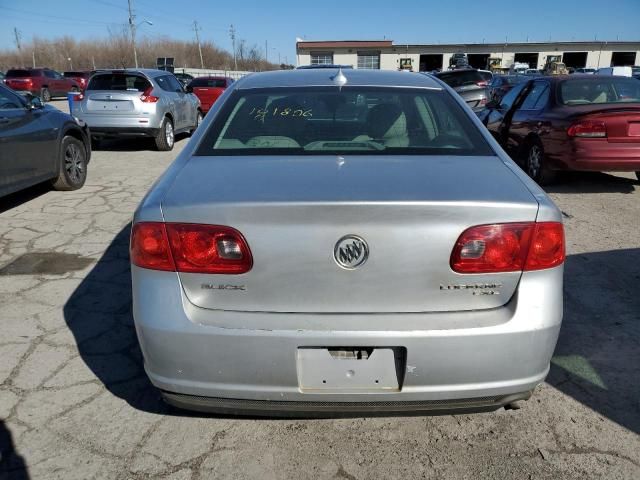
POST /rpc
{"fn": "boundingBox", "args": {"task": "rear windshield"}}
[64,71,85,78]
[435,70,484,88]
[191,77,228,88]
[196,86,493,156]
[559,78,640,105]
[87,73,151,92]
[6,69,38,78]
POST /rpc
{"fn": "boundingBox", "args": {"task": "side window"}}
[53,71,64,79]
[167,76,184,92]
[0,88,24,110]
[156,76,173,92]
[520,82,549,110]
[499,82,527,110]
[533,85,550,109]
[44,70,56,79]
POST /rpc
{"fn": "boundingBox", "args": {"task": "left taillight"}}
[73,93,84,101]
[130,222,252,274]
[140,86,159,103]
[567,120,607,138]
[450,222,565,274]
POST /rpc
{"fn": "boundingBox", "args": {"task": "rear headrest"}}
[367,103,407,139]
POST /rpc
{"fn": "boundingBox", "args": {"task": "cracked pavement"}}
[0,100,639,479]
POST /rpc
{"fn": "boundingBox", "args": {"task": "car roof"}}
[236,69,443,90]
[92,68,173,78]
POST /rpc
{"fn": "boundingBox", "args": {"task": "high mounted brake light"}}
[450,222,565,274]
[131,222,253,274]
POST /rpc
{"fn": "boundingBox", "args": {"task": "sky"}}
[1,0,639,65]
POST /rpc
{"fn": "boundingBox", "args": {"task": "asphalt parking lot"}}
[0,99,639,480]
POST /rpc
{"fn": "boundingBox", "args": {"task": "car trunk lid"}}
[84,91,139,113]
[161,155,539,314]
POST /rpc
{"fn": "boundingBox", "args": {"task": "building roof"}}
[235,68,442,90]
[296,40,393,49]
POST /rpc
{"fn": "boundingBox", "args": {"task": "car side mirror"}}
[27,95,44,110]
[185,85,193,94]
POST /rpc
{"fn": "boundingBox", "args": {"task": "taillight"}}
[130,222,175,271]
[567,120,607,138]
[140,87,159,103]
[73,93,84,101]
[130,222,253,274]
[450,222,564,274]
[476,81,488,87]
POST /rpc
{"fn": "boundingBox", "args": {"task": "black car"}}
[174,72,194,87]
[0,83,91,197]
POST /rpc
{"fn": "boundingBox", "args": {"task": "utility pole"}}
[92,56,96,70]
[13,27,22,65]
[265,40,268,63]
[229,24,237,71]
[127,0,138,68]
[192,21,204,69]
[32,51,36,68]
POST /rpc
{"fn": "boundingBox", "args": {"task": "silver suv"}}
[73,69,202,151]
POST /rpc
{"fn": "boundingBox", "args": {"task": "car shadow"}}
[64,227,640,427]
[0,183,50,215]
[0,420,29,479]
[92,134,190,153]
[544,171,638,194]
[547,247,640,434]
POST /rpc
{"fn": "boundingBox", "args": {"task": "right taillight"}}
[567,120,607,138]
[130,222,253,274]
[140,87,159,103]
[450,222,564,274]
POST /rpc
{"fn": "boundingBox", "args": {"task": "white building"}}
[295,40,640,71]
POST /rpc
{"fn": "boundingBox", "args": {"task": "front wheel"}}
[191,111,203,134]
[154,117,175,151]
[51,136,88,191]
[525,141,556,186]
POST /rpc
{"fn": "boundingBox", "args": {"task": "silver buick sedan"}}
[130,68,565,416]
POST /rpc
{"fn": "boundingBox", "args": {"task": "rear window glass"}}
[559,78,640,105]
[6,69,37,78]
[196,86,493,157]
[435,70,484,88]
[191,78,228,88]
[87,74,151,92]
[64,71,85,78]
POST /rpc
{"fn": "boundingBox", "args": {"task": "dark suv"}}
[433,69,490,111]
[4,68,81,101]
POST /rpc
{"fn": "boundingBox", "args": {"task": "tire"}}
[154,117,175,151]
[41,87,51,102]
[524,141,556,186]
[635,171,640,182]
[51,136,88,191]
[191,110,203,134]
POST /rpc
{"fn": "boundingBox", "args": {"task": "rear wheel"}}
[154,117,174,151]
[51,136,87,191]
[191,110,203,134]
[525,141,556,186]
[41,87,51,102]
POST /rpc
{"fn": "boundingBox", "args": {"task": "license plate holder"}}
[297,347,405,392]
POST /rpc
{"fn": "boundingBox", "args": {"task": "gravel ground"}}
[0,100,638,479]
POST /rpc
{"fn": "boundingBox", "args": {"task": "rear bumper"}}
[88,126,160,138]
[132,265,563,413]
[551,138,640,171]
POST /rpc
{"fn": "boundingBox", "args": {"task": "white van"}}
[596,66,633,77]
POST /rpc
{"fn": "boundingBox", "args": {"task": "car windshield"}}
[87,73,151,91]
[6,69,35,77]
[197,86,493,156]
[436,70,484,88]
[191,78,227,88]
[559,78,640,105]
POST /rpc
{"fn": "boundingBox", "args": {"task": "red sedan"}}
[186,76,233,114]
[479,75,640,184]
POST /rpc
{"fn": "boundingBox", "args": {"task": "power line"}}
[229,24,237,70]
[0,6,119,26]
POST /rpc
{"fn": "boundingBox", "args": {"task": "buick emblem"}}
[334,235,369,269]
